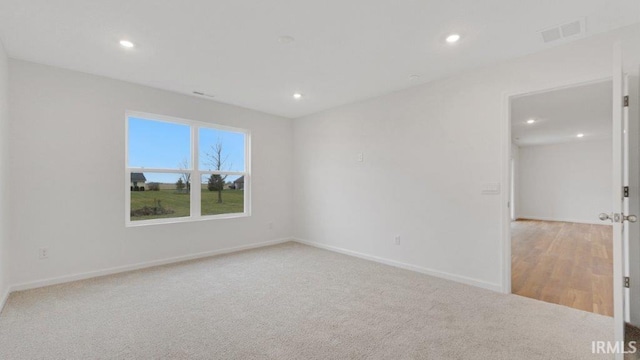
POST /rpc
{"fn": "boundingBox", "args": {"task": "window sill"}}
[125,213,250,228]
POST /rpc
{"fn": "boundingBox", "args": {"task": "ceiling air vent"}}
[540,18,585,43]
[193,91,215,98]
[541,27,562,43]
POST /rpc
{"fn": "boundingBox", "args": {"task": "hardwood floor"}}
[511,219,613,316]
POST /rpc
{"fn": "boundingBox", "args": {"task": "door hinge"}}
[625,277,630,288]
[624,96,629,107]
[624,186,630,197]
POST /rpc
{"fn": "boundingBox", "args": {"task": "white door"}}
[605,41,635,359]
[623,72,631,325]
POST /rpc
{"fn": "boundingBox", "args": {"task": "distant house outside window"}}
[130,172,146,191]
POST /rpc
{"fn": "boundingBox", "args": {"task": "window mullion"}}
[191,126,201,218]
[126,167,190,174]
[199,171,246,176]
[126,112,249,226]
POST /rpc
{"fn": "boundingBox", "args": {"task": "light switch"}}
[356,152,364,162]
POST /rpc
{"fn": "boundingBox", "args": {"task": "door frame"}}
[500,75,613,295]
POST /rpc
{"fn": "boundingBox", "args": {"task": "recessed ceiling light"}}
[119,40,135,48]
[278,36,295,44]
[526,119,536,124]
[293,93,303,99]
[446,34,461,43]
[409,75,421,81]
[577,133,584,138]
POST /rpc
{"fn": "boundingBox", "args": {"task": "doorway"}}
[508,80,614,316]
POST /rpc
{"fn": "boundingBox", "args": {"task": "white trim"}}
[500,86,512,294]
[244,132,252,218]
[8,238,292,293]
[623,73,631,323]
[515,216,613,226]
[126,110,249,134]
[500,75,613,294]
[125,116,131,226]
[125,212,250,227]
[191,125,201,219]
[612,41,625,356]
[125,110,251,227]
[127,168,194,174]
[0,288,9,314]
[2,238,503,310]
[293,238,502,292]
[199,170,246,176]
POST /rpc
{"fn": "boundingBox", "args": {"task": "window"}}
[126,112,250,226]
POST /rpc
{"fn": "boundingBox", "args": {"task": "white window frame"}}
[125,111,251,227]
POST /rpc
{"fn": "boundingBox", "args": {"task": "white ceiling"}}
[511,80,612,147]
[0,0,638,118]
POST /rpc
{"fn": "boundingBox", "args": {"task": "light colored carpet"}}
[0,242,612,359]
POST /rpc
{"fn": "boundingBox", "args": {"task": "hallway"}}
[511,219,613,316]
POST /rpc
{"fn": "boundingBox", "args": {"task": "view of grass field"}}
[130,189,244,221]
[128,117,248,222]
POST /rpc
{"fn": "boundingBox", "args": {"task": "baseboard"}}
[0,287,9,315]
[5,237,501,307]
[293,238,502,292]
[8,237,292,293]
[516,216,608,226]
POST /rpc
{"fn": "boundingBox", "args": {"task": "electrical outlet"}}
[394,236,401,245]
[38,247,49,259]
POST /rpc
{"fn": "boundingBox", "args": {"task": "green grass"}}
[201,189,244,216]
[130,189,244,221]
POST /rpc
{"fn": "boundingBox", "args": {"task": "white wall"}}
[293,24,640,291]
[517,140,612,224]
[2,22,639,317]
[7,60,293,287]
[0,41,9,306]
